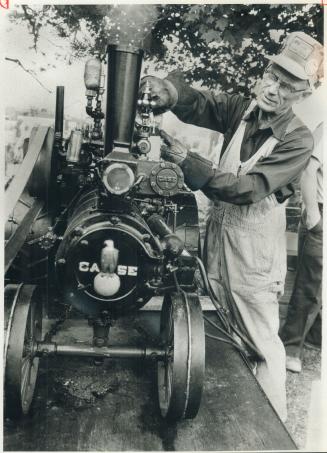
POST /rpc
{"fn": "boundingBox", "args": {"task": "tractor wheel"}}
[157,291,205,420]
[4,284,42,419]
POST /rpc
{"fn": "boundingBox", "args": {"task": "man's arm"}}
[301,156,321,229]
[141,72,250,136]
[164,71,250,134]
[180,128,314,205]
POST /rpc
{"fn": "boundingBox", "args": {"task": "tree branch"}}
[5,57,52,93]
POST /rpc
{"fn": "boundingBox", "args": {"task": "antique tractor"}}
[4,44,205,421]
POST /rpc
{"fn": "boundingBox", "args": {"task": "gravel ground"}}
[285,346,321,449]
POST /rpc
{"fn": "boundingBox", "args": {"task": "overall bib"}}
[204,101,288,421]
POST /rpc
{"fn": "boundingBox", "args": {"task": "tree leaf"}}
[202,30,222,44]
[216,17,228,31]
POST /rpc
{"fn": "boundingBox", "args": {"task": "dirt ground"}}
[285,346,321,449]
[4,314,296,452]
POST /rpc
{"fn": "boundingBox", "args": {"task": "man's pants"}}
[280,209,323,357]
[205,204,287,422]
[209,278,287,422]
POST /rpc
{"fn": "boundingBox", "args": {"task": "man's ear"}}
[295,90,312,104]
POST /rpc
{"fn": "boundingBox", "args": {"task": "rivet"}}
[73,227,84,237]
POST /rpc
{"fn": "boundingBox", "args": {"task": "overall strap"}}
[241,99,257,120]
[238,136,279,176]
[219,100,257,175]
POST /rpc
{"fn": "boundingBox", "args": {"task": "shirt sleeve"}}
[180,127,314,205]
[166,71,250,134]
[311,122,323,165]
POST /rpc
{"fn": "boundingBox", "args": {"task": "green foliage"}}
[10,3,323,95]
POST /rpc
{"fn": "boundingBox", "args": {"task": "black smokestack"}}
[55,86,65,140]
[104,44,143,153]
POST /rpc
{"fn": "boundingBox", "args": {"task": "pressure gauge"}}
[103,163,135,195]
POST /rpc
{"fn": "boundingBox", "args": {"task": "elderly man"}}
[141,32,323,421]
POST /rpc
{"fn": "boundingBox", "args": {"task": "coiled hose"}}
[173,257,263,366]
[194,256,263,360]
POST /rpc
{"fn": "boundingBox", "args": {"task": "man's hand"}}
[306,212,322,233]
[306,211,321,230]
[160,130,189,165]
[139,76,178,115]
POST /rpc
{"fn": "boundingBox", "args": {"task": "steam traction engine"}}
[4,45,205,421]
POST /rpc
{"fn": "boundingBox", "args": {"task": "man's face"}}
[256,64,311,114]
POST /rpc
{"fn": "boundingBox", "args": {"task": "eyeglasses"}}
[263,71,307,95]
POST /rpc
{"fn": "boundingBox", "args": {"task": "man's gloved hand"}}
[160,130,189,165]
[139,76,178,115]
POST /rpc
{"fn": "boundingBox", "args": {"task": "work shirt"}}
[166,72,314,205]
[312,122,323,204]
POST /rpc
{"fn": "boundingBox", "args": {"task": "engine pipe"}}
[104,44,143,153]
[147,214,184,257]
[55,86,65,141]
[147,214,173,237]
[36,342,166,359]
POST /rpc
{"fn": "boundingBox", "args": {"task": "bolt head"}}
[73,227,84,237]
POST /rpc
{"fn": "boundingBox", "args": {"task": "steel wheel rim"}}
[157,292,205,420]
[21,296,41,413]
[4,284,42,418]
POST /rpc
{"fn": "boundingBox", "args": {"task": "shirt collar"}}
[243,105,295,141]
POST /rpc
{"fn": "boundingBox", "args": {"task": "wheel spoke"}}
[29,304,36,339]
[24,310,32,345]
[164,360,169,402]
[167,361,173,401]
[21,357,32,399]
[168,306,174,343]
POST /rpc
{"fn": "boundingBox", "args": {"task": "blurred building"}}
[5,106,84,170]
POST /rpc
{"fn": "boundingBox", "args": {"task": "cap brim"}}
[267,55,309,80]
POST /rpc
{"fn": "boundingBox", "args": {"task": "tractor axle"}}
[36,341,166,360]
